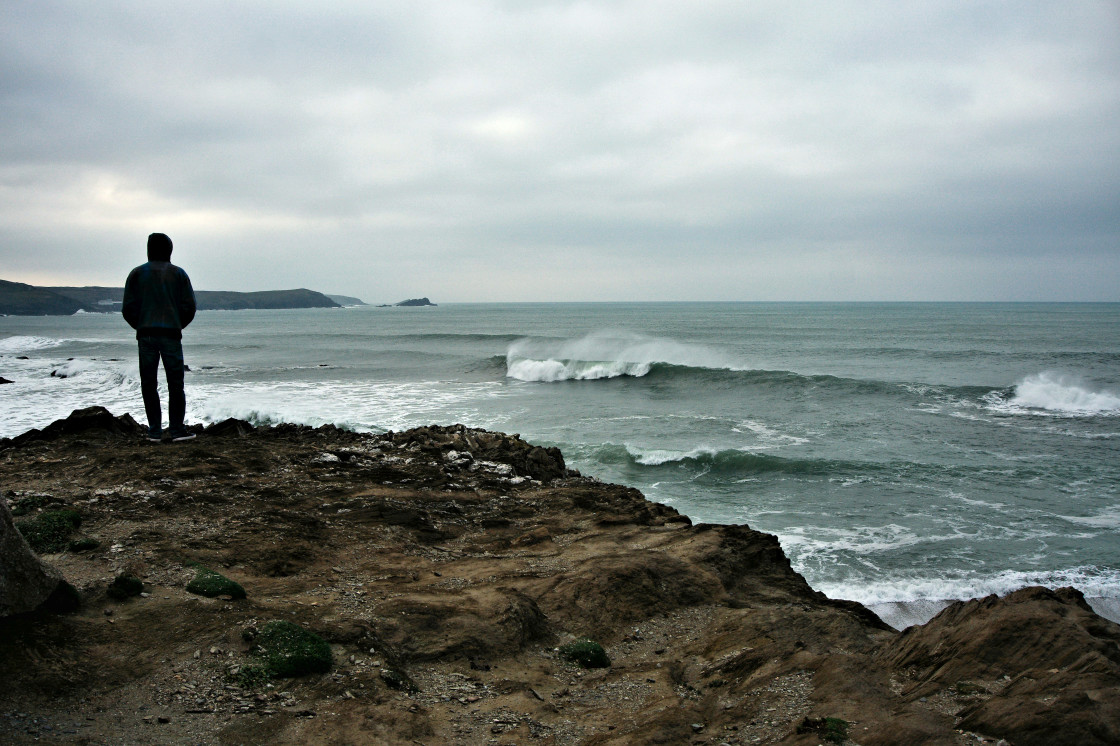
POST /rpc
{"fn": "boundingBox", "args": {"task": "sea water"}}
[3,302,1118,629]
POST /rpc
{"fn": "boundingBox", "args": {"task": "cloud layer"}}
[2,1,1118,301]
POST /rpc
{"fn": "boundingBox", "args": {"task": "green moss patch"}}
[248,620,332,678]
[558,638,611,669]
[16,509,82,553]
[107,574,144,600]
[69,537,100,552]
[186,564,246,599]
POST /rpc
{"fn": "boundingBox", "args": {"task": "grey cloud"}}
[1,1,1118,301]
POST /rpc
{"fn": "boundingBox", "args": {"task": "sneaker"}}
[147,435,162,443]
[170,432,196,442]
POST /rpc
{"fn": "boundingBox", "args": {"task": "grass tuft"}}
[16,509,82,553]
[558,638,611,669]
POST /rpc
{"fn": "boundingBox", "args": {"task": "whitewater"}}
[2,302,1118,629]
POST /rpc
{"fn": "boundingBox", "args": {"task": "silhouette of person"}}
[122,233,197,442]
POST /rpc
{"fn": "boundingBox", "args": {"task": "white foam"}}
[733,419,810,448]
[505,330,742,382]
[1058,505,1120,529]
[989,372,1120,416]
[191,379,508,434]
[781,524,932,555]
[506,357,651,382]
[814,566,1120,627]
[0,357,141,437]
[866,599,956,630]
[0,335,65,354]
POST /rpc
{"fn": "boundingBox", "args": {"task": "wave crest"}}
[505,331,741,382]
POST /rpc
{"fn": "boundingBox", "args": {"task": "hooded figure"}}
[122,233,197,442]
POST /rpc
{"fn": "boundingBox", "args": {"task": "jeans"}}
[138,335,186,437]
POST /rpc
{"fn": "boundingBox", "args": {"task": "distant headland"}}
[0,280,372,315]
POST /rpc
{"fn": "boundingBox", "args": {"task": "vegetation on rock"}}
[185,564,246,599]
[16,509,82,553]
[558,638,611,669]
[248,620,333,679]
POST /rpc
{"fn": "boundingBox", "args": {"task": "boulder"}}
[0,498,65,617]
[8,406,143,447]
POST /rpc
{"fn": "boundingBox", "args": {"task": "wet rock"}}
[5,406,143,447]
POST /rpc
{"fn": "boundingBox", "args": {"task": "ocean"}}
[3,302,1118,629]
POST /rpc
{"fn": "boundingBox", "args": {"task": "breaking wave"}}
[986,372,1120,416]
[505,331,742,382]
[591,442,865,477]
[0,335,65,354]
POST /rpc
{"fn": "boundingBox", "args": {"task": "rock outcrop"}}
[0,409,1117,745]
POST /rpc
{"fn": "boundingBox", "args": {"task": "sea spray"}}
[1005,371,1120,415]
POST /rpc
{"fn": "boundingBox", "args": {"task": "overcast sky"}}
[2,2,1118,302]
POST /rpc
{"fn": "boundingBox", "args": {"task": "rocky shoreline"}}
[1,408,1118,745]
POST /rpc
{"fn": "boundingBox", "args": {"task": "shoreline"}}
[2,407,1118,744]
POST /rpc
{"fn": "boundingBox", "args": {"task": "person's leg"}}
[160,337,187,435]
[137,337,163,438]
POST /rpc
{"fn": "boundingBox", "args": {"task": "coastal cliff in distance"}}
[1,408,1117,745]
[0,280,88,316]
[0,281,345,314]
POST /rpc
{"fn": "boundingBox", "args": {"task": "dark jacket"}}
[122,261,196,339]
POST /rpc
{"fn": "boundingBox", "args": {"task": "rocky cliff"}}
[0,409,1117,745]
[1,283,342,314]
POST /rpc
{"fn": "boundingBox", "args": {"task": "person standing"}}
[122,232,197,442]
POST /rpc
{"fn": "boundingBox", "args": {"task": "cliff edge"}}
[0,409,1117,745]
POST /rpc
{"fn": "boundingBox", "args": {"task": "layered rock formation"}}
[0,409,1116,745]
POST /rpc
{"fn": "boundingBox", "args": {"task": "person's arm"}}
[122,269,140,329]
[179,270,196,329]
